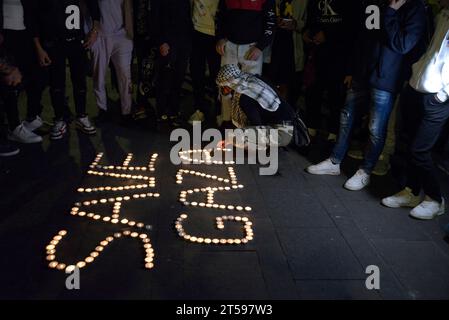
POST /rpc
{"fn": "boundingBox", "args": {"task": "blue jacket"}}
[352,0,428,93]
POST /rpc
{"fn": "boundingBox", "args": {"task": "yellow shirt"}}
[192,0,219,36]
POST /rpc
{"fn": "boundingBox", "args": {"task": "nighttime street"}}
[1,0,449,307]
[1,107,448,299]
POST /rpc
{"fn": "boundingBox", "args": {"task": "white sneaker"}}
[188,110,205,125]
[410,197,446,220]
[382,188,421,208]
[344,169,370,191]
[8,124,43,144]
[76,116,96,135]
[306,159,341,175]
[23,116,43,132]
[50,120,67,140]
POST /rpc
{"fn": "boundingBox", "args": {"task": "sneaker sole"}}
[381,200,421,209]
[344,182,370,191]
[8,136,43,144]
[306,169,341,176]
[0,149,20,157]
[76,123,96,135]
[409,209,446,220]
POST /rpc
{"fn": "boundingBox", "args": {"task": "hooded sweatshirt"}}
[349,0,428,93]
[409,8,449,102]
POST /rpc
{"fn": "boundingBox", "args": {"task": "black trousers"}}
[1,30,45,128]
[134,37,158,106]
[190,30,220,112]
[304,47,346,134]
[406,91,449,203]
[157,39,192,117]
[44,38,88,120]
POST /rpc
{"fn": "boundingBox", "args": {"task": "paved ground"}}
[1,77,448,300]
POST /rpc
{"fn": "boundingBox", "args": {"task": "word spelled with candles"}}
[44,152,159,273]
[176,148,255,245]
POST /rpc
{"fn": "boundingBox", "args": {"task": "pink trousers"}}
[91,34,133,115]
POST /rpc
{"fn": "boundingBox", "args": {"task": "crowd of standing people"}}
[0,0,448,226]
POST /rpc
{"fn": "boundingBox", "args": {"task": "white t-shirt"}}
[410,9,449,102]
[2,0,26,31]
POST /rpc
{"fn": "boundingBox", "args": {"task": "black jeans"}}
[305,76,346,134]
[190,30,220,112]
[157,39,192,117]
[44,38,88,120]
[1,30,45,126]
[406,91,449,203]
[239,95,295,126]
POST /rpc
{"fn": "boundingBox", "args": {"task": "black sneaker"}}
[0,142,20,157]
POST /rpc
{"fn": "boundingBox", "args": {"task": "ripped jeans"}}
[330,85,396,173]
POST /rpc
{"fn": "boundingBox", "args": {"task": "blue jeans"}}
[330,86,396,173]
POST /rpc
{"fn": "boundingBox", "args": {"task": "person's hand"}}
[313,31,326,45]
[303,31,313,44]
[216,39,227,56]
[245,46,262,61]
[389,0,407,10]
[37,47,52,67]
[160,43,170,57]
[2,66,22,86]
[83,29,98,49]
[279,18,297,31]
[344,76,353,89]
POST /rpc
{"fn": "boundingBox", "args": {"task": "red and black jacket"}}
[216,0,276,51]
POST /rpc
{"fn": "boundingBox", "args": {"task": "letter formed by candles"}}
[45,153,159,273]
[175,148,254,245]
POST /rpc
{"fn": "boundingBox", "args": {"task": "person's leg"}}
[0,86,20,131]
[91,37,111,112]
[330,86,370,164]
[190,31,208,110]
[110,34,134,116]
[239,43,263,76]
[168,41,191,118]
[46,41,68,120]
[220,41,239,123]
[361,88,396,173]
[327,79,346,135]
[67,40,88,118]
[407,95,449,203]
[305,83,324,133]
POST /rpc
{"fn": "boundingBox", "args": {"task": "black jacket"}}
[350,0,428,93]
[216,0,276,50]
[0,0,37,35]
[33,0,100,41]
[153,0,193,45]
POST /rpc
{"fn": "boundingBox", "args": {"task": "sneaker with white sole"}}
[344,169,370,191]
[76,116,96,135]
[8,124,43,144]
[382,188,421,208]
[50,120,67,140]
[188,110,205,125]
[306,159,341,175]
[0,142,20,157]
[410,197,446,220]
[23,115,43,132]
